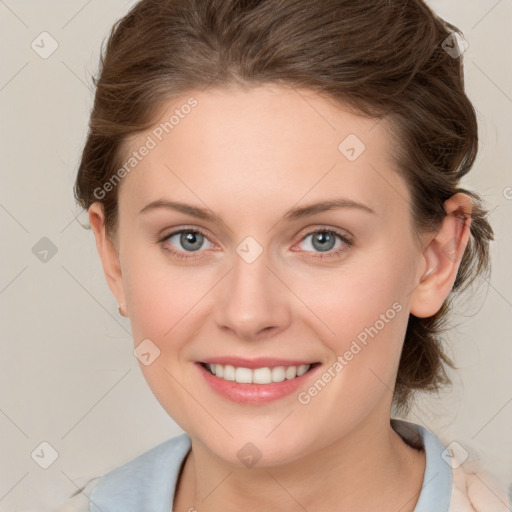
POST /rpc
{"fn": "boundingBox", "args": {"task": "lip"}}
[199,356,315,369]
[195,360,321,405]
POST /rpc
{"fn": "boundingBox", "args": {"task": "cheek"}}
[296,280,407,435]
[298,259,406,337]
[122,245,204,343]
[294,258,409,384]
[121,249,204,431]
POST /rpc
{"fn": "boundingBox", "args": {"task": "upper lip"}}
[199,357,317,369]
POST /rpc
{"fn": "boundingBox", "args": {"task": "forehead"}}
[118,84,408,221]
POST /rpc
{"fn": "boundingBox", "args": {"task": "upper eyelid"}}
[161,225,351,249]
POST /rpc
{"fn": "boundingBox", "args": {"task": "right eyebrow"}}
[139,199,219,221]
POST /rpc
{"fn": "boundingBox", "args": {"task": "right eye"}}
[159,228,215,259]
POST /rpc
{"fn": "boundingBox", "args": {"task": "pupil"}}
[314,232,334,252]
[182,231,203,251]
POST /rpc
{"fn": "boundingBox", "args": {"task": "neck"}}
[174,414,425,512]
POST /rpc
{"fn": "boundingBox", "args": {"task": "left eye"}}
[296,230,349,254]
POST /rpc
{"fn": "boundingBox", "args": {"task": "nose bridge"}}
[230,238,276,310]
[215,236,289,339]
[232,238,271,295]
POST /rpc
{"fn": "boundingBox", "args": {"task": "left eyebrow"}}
[138,197,376,222]
[282,198,376,222]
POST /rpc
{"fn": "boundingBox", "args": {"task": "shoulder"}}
[449,463,511,512]
[91,432,191,490]
[391,418,511,512]
[429,424,511,512]
[56,433,191,512]
[52,478,101,512]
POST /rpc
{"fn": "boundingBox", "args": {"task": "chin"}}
[195,424,317,469]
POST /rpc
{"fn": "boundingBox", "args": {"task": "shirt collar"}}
[391,418,452,512]
[91,420,452,511]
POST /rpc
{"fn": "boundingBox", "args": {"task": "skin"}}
[89,84,473,512]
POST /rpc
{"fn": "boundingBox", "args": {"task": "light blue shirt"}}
[89,419,452,512]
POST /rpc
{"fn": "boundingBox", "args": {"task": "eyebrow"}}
[139,198,376,222]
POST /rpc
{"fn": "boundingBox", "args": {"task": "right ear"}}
[88,202,127,313]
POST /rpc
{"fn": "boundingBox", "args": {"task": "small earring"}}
[118,304,128,317]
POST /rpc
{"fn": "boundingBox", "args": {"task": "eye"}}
[159,228,215,260]
[158,226,353,261]
[294,228,352,259]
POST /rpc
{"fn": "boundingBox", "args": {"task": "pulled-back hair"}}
[74,0,493,414]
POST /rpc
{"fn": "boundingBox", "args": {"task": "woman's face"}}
[92,84,432,466]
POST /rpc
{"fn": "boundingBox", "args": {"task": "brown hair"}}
[74,0,493,415]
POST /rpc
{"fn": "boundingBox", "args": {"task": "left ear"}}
[410,192,473,318]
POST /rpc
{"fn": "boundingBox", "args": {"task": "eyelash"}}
[158,226,353,261]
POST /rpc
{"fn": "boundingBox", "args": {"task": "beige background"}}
[0,1,511,510]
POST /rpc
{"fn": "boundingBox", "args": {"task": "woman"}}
[64,0,511,510]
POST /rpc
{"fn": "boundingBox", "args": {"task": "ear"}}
[410,193,473,318]
[88,202,128,314]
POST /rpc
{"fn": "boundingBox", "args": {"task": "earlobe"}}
[410,193,473,318]
[88,202,128,314]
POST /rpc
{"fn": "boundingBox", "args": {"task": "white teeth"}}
[285,366,297,380]
[223,365,235,381]
[204,363,312,384]
[297,364,309,377]
[235,367,253,383]
[253,367,272,384]
[271,366,286,382]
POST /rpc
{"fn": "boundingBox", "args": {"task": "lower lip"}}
[196,363,320,404]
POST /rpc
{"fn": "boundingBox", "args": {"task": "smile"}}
[196,360,321,404]
[202,362,311,384]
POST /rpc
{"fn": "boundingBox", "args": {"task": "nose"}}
[214,247,292,342]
